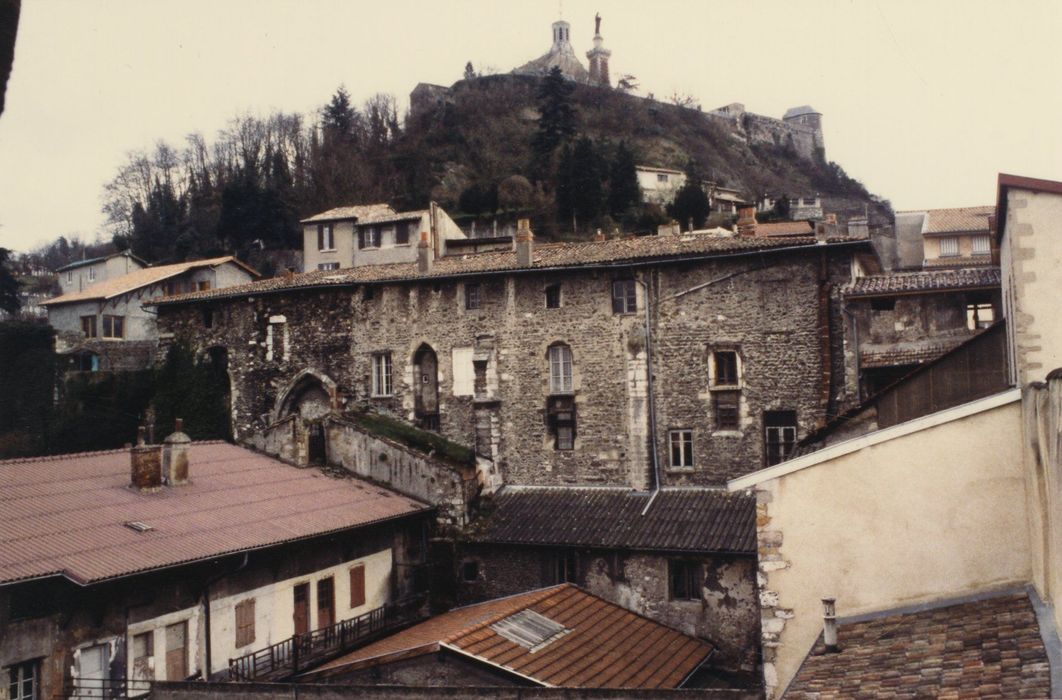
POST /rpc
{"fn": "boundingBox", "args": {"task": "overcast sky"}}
[1,0,1060,253]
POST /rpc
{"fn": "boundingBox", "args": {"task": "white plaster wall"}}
[125,605,201,684]
[351,219,420,268]
[303,221,356,272]
[206,548,392,675]
[636,169,684,205]
[754,400,1030,697]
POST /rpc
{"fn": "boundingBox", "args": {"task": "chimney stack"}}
[822,598,840,653]
[736,207,757,236]
[657,222,680,237]
[515,219,534,266]
[130,426,162,492]
[417,231,432,273]
[594,229,605,242]
[163,418,192,486]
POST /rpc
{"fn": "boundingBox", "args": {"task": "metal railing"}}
[61,677,152,698]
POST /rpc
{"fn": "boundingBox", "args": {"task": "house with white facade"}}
[55,251,148,295]
[635,165,749,213]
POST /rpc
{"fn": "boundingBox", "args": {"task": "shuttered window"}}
[235,598,256,648]
[349,564,366,609]
[165,621,188,681]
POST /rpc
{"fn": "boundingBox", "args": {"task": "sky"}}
[1,0,1060,253]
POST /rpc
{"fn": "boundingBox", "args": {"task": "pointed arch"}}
[274,368,338,422]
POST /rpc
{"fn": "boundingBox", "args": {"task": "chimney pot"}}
[822,597,840,653]
[516,219,534,266]
[163,418,192,486]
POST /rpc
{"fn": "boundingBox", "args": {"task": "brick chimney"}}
[130,426,162,492]
[417,231,432,273]
[736,207,757,236]
[515,219,534,266]
[162,418,192,486]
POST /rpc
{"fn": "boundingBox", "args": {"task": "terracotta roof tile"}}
[153,234,865,306]
[300,204,396,223]
[466,487,755,554]
[0,442,429,585]
[786,592,1051,699]
[844,267,1001,297]
[923,205,995,234]
[757,221,814,237]
[41,256,257,306]
[309,584,712,689]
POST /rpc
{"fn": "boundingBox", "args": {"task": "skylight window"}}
[491,609,570,652]
[124,521,154,533]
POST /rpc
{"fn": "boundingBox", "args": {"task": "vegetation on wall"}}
[0,321,54,456]
[152,342,231,442]
[351,409,474,468]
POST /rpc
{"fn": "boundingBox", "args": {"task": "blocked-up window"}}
[165,621,188,680]
[714,391,740,430]
[372,353,393,396]
[102,315,124,339]
[132,631,154,680]
[764,411,798,467]
[669,429,694,469]
[81,315,97,338]
[939,236,959,257]
[548,344,573,394]
[235,598,255,648]
[349,564,366,609]
[611,279,637,314]
[669,560,701,601]
[972,235,991,255]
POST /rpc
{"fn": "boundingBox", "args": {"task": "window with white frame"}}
[669,429,694,469]
[7,660,38,700]
[372,353,393,396]
[764,411,797,466]
[548,344,573,394]
[88,267,97,281]
[317,262,340,271]
[358,226,381,249]
[317,224,335,251]
[972,235,991,255]
[939,236,959,257]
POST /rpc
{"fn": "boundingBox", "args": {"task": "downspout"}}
[637,274,661,516]
[202,552,249,679]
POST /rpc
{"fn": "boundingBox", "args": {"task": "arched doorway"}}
[276,371,336,465]
[413,344,439,431]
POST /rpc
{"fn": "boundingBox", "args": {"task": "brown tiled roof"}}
[467,487,756,554]
[152,234,865,306]
[300,204,396,223]
[0,442,429,585]
[757,221,814,237]
[55,251,148,273]
[860,341,967,368]
[844,267,1001,298]
[309,584,713,689]
[785,592,1051,699]
[355,210,428,226]
[923,205,994,234]
[41,256,257,306]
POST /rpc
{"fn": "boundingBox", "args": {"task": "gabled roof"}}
[921,205,994,234]
[54,251,148,273]
[843,267,1001,298]
[151,234,868,307]
[466,486,756,554]
[41,256,257,307]
[300,204,396,224]
[306,584,713,689]
[0,442,429,585]
[785,591,1051,699]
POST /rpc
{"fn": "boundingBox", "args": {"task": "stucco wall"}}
[742,397,1029,697]
[304,221,357,272]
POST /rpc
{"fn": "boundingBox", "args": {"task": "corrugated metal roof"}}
[0,442,429,585]
[466,487,755,554]
[153,234,866,307]
[308,584,713,689]
[844,267,1001,298]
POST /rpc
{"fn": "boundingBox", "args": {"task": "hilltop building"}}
[513,15,611,88]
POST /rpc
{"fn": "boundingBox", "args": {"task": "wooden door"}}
[293,583,310,636]
[317,576,335,629]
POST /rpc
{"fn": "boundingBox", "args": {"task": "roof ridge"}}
[0,439,228,466]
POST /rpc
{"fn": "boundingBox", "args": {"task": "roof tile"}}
[844,267,1000,297]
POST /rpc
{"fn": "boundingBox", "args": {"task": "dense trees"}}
[668,162,711,230]
[0,248,21,314]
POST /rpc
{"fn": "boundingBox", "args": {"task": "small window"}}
[196,281,211,292]
[102,315,124,339]
[81,315,98,338]
[972,235,991,255]
[202,308,213,328]
[88,267,97,282]
[939,236,959,257]
[395,222,411,245]
[164,280,182,297]
[547,395,576,450]
[350,564,366,608]
[234,598,255,648]
[317,262,340,271]
[548,344,573,394]
[764,411,798,467]
[362,285,374,301]
[548,550,578,584]
[545,284,561,309]
[66,271,72,283]
[611,279,637,314]
[461,560,479,582]
[803,197,817,206]
[669,561,701,601]
[372,353,393,396]
[870,297,895,311]
[714,391,740,431]
[967,299,995,330]
[713,351,738,386]
[465,282,481,310]
[669,429,694,469]
[657,173,669,183]
[358,226,381,249]
[8,660,38,700]
[473,359,488,397]
[318,223,335,251]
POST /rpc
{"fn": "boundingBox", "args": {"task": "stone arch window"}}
[413,344,440,431]
[547,343,573,394]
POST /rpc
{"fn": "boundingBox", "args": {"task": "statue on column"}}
[595,13,602,36]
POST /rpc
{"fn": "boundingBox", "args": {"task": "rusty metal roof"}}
[844,267,1001,298]
[0,442,429,585]
[786,591,1051,699]
[151,234,866,306]
[466,487,756,554]
[308,584,713,689]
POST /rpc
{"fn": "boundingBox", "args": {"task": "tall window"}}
[669,560,701,601]
[7,661,37,700]
[939,236,959,257]
[465,283,481,310]
[395,222,411,245]
[548,344,573,393]
[715,391,740,430]
[547,395,576,450]
[235,599,256,648]
[372,353,392,396]
[972,235,991,255]
[81,315,97,338]
[549,550,577,584]
[545,284,561,309]
[713,351,739,386]
[764,411,797,466]
[358,226,380,249]
[88,267,97,282]
[102,315,124,339]
[349,564,366,608]
[669,429,694,469]
[611,279,637,314]
[317,224,334,251]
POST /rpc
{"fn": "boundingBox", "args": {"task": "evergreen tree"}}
[608,141,640,218]
[322,86,358,144]
[531,67,577,178]
[554,144,576,227]
[668,161,711,230]
[0,248,20,314]
[571,137,603,228]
